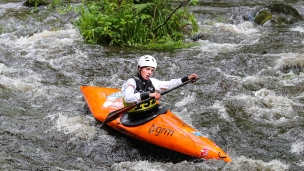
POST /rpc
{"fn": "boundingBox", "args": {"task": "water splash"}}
[54,113,97,140]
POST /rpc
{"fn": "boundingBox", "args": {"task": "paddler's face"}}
[139,66,155,80]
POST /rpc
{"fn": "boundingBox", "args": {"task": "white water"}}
[1,1,304,170]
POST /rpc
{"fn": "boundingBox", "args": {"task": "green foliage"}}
[74,0,198,48]
[48,0,62,9]
[28,0,47,6]
[28,0,62,11]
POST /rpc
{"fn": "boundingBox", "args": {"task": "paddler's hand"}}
[149,92,161,100]
[188,73,198,82]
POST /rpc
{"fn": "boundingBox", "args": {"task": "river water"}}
[1,0,304,170]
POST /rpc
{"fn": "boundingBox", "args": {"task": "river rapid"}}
[1,0,304,170]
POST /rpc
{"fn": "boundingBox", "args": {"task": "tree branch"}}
[152,0,191,34]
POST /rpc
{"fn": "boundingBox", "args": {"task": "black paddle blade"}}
[103,103,136,125]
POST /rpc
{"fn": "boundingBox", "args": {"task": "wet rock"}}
[281,65,303,75]
[189,32,210,42]
[253,3,303,26]
[253,10,273,25]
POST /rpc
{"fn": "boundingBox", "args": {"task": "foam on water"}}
[53,113,97,140]
[171,92,197,127]
[0,27,88,92]
[225,156,288,171]
[0,2,24,9]
[2,24,75,45]
[0,63,42,92]
[218,52,304,125]
[272,53,304,90]
[1,26,83,63]
[111,160,220,171]
[254,89,295,117]
[290,26,304,33]
[175,93,196,107]
[15,28,81,56]
[297,161,304,167]
[194,21,261,55]
[111,156,288,171]
[275,53,304,72]
[212,100,233,122]
[291,140,304,155]
[0,28,88,112]
[217,87,297,125]
[196,40,239,54]
[112,161,166,171]
[215,21,259,35]
[224,90,296,124]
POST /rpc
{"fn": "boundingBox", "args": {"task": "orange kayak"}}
[80,85,232,163]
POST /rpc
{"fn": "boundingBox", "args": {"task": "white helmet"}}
[137,55,157,69]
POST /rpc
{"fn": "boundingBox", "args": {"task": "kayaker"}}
[121,55,198,115]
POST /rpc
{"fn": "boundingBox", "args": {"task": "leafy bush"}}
[27,0,62,9]
[74,0,198,47]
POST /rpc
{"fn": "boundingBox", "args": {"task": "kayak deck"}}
[120,104,168,126]
[80,85,232,163]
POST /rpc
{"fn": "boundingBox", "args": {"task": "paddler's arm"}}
[151,73,198,92]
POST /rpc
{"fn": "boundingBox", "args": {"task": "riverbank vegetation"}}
[26,0,199,49]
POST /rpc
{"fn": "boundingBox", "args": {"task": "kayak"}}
[80,85,232,163]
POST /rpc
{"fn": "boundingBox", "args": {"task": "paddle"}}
[101,79,194,126]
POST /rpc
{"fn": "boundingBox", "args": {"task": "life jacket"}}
[123,75,157,114]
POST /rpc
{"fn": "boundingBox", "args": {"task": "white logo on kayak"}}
[200,148,209,157]
[103,92,123,108]
[107,92,123,101]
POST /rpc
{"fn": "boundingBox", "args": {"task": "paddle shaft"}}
[102,79,193,125]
